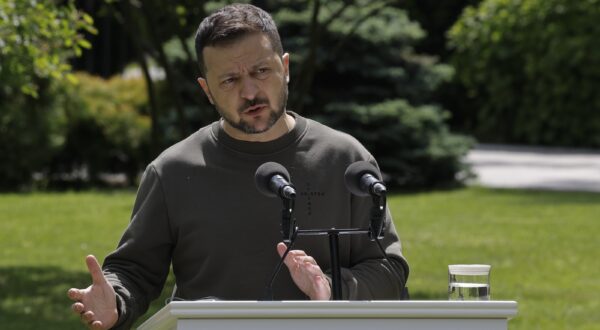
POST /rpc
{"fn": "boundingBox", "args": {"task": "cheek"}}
[220,98,239,112]
[264,78,285,98]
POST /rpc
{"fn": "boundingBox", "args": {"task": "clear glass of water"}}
[448,264,491,300]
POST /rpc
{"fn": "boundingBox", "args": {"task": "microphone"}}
[255,162,298,300]
[344,161,387,197]
[255,161,297,243]
[255,162,296,200]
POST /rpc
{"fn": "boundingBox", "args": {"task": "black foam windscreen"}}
[255,162,291,197]
[344,161,382,197]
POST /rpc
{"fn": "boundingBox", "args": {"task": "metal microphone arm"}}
[281,197,297,244]
[369,192,386,241]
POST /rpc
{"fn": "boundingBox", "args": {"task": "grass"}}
[1,187,599,329]
[392,187,600,329]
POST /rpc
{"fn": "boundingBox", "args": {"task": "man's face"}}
[198,32,289,138]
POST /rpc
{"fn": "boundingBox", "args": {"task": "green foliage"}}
[0,0,95,190]
[448,0,600,147]
[0,86,67,190]
[107,0,470,189]
[101,0,211,142]
[50,73,151,186]
[399,0,483,58]
[0,0,96,98]
[277,2,452,108]
[273,1,471,187]
[322,100,474,188]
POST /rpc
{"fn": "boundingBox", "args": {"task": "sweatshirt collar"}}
[211,111,307,155]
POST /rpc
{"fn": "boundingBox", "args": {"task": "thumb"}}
[86,255,107,286]
[276,242,288,258]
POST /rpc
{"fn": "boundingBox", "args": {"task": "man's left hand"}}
[277,242,331,300]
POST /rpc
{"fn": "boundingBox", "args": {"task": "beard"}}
[214,84,288,135]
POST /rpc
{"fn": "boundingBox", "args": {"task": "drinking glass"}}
[448,264,491,300]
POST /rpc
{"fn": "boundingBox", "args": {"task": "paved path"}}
[465,144,600,193]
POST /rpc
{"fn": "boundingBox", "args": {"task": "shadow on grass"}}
[0,266,175,330]
[0,266,90,330]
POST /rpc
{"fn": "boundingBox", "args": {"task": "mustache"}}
[238,98,269,113]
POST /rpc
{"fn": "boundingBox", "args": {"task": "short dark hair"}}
[194,3,283,77]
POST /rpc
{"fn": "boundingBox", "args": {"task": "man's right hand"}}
[68,255,118,329]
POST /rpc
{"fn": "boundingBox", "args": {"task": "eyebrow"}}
[216,58,273,80]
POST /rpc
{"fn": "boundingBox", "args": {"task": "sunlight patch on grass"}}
[1,187,599,329]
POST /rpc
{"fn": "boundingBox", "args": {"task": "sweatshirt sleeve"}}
[325,201,409,300]
[325,154,409,300]
[103,165,175,329]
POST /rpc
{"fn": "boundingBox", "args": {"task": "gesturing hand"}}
[277,243,331,300]
[67,255,118,329]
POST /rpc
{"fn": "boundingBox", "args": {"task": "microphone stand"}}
[369,192,386,241]
[281,197,295,244]
[264,192,399,301]
[293,227,370,299]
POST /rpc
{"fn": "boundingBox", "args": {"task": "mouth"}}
[242,104,268,115]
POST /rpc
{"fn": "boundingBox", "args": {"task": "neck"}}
[223,112,296,142]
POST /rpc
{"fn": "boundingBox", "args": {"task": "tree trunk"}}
[142,3,189,139]
[290,0,321,115]
[113,1,161,156]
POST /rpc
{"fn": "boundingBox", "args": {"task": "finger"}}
[277,243,301,267]
[81,310,95,323]
[276,242,287,257]
[277,243,308,258]
[86,255,107,286]
[68,288,84,301]
[91,320,104,329]
[295,256,317,265]
[288,249,307,257]
[285,250,307,267]
[299,262,323,277]
[300,263,327,283]
[313,275,331,300]
[71,302,85,314]
[279,246,298,270]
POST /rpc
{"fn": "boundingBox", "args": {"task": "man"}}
[68,4,409,329]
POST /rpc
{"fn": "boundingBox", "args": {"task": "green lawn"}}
[1,187,599,329]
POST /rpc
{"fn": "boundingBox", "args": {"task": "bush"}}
[0,0,94,190]
[48,73,151,186]
[0,88,67,190]
[448,0,600,147]
[322,100,474,188]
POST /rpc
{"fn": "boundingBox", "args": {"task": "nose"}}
[240,76,259,100]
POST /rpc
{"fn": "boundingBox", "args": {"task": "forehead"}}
[203,33,280,77]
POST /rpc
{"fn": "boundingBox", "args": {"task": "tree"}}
[0,0,95,98]
[102,0,212,152]
[83,0,472,188]
[271,0,473,187]
[449,0,600,147]
[0,0,95,190]
[399,0,482,59]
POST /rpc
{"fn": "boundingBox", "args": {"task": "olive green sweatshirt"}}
[103,112,409,329]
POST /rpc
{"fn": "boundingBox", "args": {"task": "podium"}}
[138,300,518,330]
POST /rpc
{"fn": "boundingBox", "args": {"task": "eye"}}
[255,67,271,79]
[220,77,237,89]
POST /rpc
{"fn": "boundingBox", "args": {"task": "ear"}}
[282,53,290,83]
[197,77,214,104]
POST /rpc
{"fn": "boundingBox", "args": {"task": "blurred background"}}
[2,0,599,190]
[1,0,599,329]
